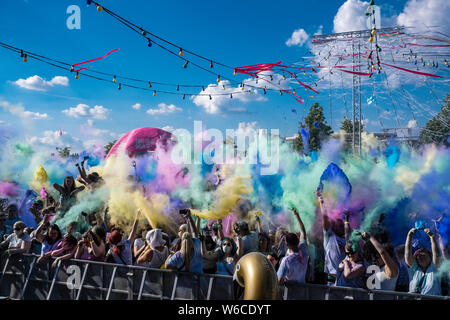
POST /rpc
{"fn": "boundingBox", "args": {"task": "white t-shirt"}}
[323,229,346,275]
[277,241,309,284]
[374,265,399,291]
[134,238,145,250]
[408,261,442,296]
[6,233,31,250]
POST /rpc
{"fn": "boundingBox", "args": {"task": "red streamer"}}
[234,61,321,103]
[72,48,120,67]
[381,62,450,78]
[406,43,450,48]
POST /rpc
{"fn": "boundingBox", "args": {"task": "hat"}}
[413,247,431,259]
[109,230,122,245]
[146,229,166,249]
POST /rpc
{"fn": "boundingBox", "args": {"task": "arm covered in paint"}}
[292,208,307,242]
[425,229,440,268]
[315,190,329,231]
[404,228,416,267]
[344,211,351,242]
[364,232,398,278]
[128,210,140,244]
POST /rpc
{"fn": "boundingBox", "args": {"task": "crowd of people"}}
[0,160,448,298]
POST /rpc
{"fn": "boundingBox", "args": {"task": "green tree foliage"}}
[340,117,364,133]
[58,147,71,158]
[104,140,117,155]
[419,93,450,146]
[293,102,333,153]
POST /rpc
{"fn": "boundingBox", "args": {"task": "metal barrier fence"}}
[0,254,448,300]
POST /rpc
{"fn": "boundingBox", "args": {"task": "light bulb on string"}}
[23,54,28,62]
[153,90,156,97]
[241,84,245,91]
[263,88,266,94]
[182,94,186,100]
[96,4,103,11]
[233,69,237,76]
[179,48,183,56]
[183,61,189,68]
[75,72,79,79]
[445,60,449,67]
[280,90,283,95]
[210,61,213,68]
[270,75,273,81]
[230,93,233,99]
[369,36,374,43]
[371,28,376,36]
[209,95,212,100]
[177,85,179,91]
[293,89,296,94]
[223,85,226,90]
[202,86,205,92]
[148,81,152,88]
[118,83,121,90]
[217,75,220,83]
[20,49,24,58]
[113,75,117,83]
[147,39,152,47]
[248,90,251,95]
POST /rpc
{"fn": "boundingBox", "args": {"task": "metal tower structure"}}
[312,26,404,156]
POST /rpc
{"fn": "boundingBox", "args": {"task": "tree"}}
[58,147,71,158]
[293,102,333,153]
[419,93,450,146]
[104,140,117,155]
[340,117,364,134]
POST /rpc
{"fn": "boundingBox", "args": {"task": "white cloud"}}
[146,103,182,115]
[333,0,369,33]
[286,28,310,47]
[397,0,450,34]
[161,125,174,132]
[235,122,258,137]
[314,25,324,36]
[192,80,267,114]
[62,104,110,119]
[13,75,69,91]
[132,103,141,110]
[0,99,49,120]
[27,130,82,150]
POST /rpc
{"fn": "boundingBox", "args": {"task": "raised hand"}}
[408,228,418,237]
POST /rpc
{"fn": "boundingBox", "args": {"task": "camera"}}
[179,209,190,215]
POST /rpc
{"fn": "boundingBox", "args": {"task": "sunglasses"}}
[223,243,231,246]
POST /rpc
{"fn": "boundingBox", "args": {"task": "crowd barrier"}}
[0,254,448,300]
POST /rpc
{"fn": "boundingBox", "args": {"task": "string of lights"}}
[87,0,320,99]
[0,41,256,99]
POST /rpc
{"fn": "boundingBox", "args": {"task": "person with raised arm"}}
[405,228,442,296]
[361,231,398,291]
[106,209,140,265]
[316,190,346,286]
[165,209,203,274]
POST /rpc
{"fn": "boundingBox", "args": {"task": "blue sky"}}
[0,0,448,152]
